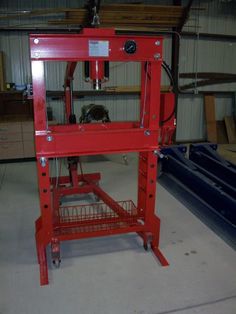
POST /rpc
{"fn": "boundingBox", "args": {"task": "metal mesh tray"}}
[59,200,138,223]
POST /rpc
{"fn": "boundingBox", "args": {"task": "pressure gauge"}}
[124,40,137,54]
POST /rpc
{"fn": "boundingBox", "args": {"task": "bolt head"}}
[40,157,46,167]
[155,40,160,46]
[47,135,53,142]
[154,53,161,59]
[34,38,39,44]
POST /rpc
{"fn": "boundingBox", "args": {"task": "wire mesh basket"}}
[58,200,141,233]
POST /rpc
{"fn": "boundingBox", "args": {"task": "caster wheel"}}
[94,195,100,202]
[52,259,61,268]
[143,243,149,251]
[122,154,128,165]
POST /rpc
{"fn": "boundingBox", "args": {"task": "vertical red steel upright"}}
[30,28,173,285]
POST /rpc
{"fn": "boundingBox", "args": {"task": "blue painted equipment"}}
[160,143,236,247]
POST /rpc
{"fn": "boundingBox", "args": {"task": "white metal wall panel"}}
[176,93,234,142]
[184,0,236,36]
[0,32,31,84]
[179,37,236,92]
[176,94,206,141]
[215,95,233,120]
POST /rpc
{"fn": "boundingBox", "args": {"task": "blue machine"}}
[160,143,236,248]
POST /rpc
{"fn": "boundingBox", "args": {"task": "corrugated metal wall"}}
[0,0,235,140]
[175,0,236,141]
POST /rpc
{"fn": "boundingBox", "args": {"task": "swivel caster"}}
[94,195,100,202]
[122,154,128,165]
[143,243,150,251]
[52,258,61,268]
[51,239,60,268]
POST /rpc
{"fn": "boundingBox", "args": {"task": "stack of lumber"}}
[48,4,185,29]
[0,4,187,30]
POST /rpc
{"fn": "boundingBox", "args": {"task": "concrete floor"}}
[0,154,235,314]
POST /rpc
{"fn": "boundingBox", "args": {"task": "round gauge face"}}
[124,40,137,54]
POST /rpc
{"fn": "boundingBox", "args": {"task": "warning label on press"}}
[89,40,109,57]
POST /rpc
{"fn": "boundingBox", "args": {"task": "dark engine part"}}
[79,104,111,123]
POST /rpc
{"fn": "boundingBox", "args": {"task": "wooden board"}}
[216,120,228,144]
[104,85,171,92]
[224,116,236,144]
[100,4,184,13]
[0,8,86,20]
[204,94,217,143]
[49,4,185,29]
[217,144,236,165]
[0,52,5,91]
[0,4,185,30]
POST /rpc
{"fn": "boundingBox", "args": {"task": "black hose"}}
[160,61,176,124]
[144,60,176,124]
[104,61,109,79]
[84,61,90,79]
[162,61,174,87]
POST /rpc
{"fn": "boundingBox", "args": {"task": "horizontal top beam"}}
[30,30,163,61]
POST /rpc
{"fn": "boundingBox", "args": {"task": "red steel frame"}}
[30,28,173,285]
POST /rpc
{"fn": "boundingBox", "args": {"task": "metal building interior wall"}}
[176,0,236,141]
[0,0,236,141]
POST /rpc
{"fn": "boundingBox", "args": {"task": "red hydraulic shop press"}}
[30,28,175,285]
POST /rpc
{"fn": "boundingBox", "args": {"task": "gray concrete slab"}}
[0,155,235,314]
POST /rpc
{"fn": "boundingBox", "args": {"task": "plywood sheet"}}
[217,144,236,165]
[204,94,217,143]
[224,116,236,144]
[216,121,228,144]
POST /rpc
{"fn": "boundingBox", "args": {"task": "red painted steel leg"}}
[152,247,169,267]
[35,228,49,284]
[150,216,169,266]
[137,151,168,265]
[35,237,40,264]
[35,219,50,284]
[35,158,53,285]
[38,244,49,285]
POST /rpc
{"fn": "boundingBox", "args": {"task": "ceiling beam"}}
[179,0,194,31]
